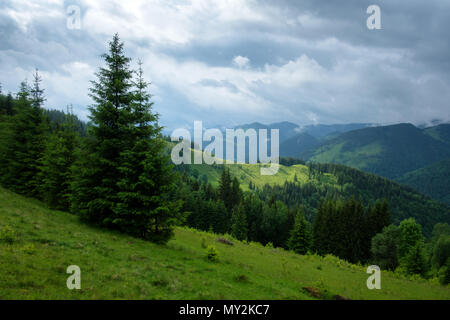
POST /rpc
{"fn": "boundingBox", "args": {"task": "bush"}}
[432,235,450,269]
[21,243,36,254]
[403,243,428,276]
[0,225,15,244]
[201,237,207,249]
[205,245,219,262]
[438,258,450,285]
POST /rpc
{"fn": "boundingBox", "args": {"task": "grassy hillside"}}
[0,186,449,300]
[302,123,450,179]
[397,159,450,206]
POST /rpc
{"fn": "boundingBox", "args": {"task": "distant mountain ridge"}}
[302,123,450,179]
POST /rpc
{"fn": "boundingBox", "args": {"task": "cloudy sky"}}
[1,0,449,130]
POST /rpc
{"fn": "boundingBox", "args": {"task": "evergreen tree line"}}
[0,34,179,244]
[256,164,450,237]
[176,167,449,283]
[176,168,387,261]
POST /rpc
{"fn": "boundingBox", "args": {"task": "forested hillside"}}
[301,123,450,179]
[397,160,450,206]
[176,161,450,237]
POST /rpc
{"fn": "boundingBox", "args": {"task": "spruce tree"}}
[231,176,243,207]
[40,109,79,209]
[219,168,233,215]
[2,76,47,196]
[404,242,428,276]
[71,35,179,243]
[231,204,248,241]
[113,60,179,242]
[288,208,311,254]
[71,33,134,225]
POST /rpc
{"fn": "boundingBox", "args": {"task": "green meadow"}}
[1,186,448,300]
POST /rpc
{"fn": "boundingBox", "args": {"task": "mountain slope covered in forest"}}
[301,123,450,179]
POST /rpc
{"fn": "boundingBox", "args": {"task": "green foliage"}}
[398,218,424,260]
[306,123,450,179]
[288,208,311,255]
[371,224,401,270]
[70,35,178,243]
[205,245,219,262]
[438,258,450,285]
[0,77,48,197]
[70,33,135,226]
[20,243,36,255]
[0,225,16,244]
[39,113,79,209]
[231,205,248,241]
[219,168,242,217]
[431,223,450,243]
[403,242,428,276]
[313,197,389,263]
[432,235,450,270]
[397,160,450,206]
[201,237,207,249]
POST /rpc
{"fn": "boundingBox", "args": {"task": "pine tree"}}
[288,208,311,254]
[231,176,243,207]
[219,168,233,215]
[113,60,179,242]
[231,204,248,241]
[40,109,79,209]
[211,200,229,234]
[71,35,179,243]
[2,77,47,196]
[71,34,134,225]
[404,242,428,276]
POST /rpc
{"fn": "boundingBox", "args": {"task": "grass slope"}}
[0,187,449,300]
[187,161,335,191]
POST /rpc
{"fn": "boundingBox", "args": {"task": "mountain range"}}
[229,121,450,205]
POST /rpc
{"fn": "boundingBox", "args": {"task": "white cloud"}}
[232,56,250,69]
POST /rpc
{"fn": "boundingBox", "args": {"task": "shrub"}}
[403,243,427,276]
[205,245,219,262]
[234,274,249,283]
[201,237,207,249]
[0,225,15,244]
[21,243,36,254]
[438,258,450,285]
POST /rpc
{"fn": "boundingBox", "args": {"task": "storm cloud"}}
[0,0,449,129]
